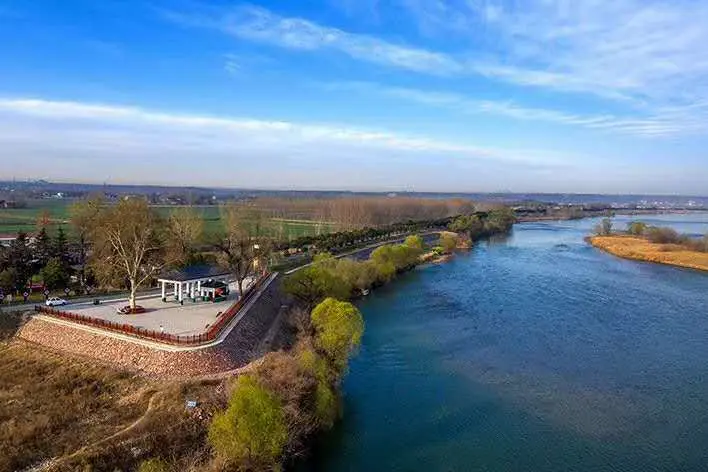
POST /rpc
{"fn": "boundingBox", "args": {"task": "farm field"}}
[0,200,337,240]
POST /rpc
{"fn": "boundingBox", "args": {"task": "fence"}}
[34,272,274,346]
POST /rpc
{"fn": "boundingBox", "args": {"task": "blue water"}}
[303,215,708,472]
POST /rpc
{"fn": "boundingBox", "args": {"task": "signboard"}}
[44,289,50,296]
[0,293,4,301]
[23,292,29,301]
[86,286,93,294]
[64,287,71,294]
[186,400,198,409]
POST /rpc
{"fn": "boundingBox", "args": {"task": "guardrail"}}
[34,273,274,346]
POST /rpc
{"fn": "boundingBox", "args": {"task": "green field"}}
[0,200,336,240]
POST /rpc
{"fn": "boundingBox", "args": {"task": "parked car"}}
[117,305,146,314]
[45,297,68,307]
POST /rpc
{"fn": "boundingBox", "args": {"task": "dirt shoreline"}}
[588,235,708,272]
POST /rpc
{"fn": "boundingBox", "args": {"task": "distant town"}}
[2,179,707,210]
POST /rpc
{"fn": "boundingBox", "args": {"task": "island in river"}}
[589,234,708,272]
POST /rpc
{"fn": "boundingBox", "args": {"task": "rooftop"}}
[159,264,231,282]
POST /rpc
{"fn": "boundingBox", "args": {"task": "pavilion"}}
[157,265,232,304]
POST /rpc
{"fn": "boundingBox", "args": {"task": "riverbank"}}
[589,235,708,272]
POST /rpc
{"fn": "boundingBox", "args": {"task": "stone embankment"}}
[16,276,288,378]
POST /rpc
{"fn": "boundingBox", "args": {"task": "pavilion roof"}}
[158,264,231,282]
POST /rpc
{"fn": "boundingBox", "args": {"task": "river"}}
[301,214,708,472]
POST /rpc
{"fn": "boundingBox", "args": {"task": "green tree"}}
[0,268,18,294]
[310,298,364,373]
[208,375,288,470]
[51,226,68,262]
[284,265,351,308]
[41,257,69,290]
[7,233,32,292]
[403,235,424,251]
[33,227,51,268]
[438,233,459,253]
[484,208,516,234]
[335,258,377,293]
[449,215,484,238]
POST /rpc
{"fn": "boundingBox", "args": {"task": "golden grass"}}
[0,342,150,472]
[589,235,708,272]
[0,340,228,472]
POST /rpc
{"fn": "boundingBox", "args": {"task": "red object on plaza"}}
[117,305,146,314]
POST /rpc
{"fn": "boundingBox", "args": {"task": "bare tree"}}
[213,204,270,296]
[166,206,204,265]
[89,198,167,309]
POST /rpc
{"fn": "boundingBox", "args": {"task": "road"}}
[0,289,161,314]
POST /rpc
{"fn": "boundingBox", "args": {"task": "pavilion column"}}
[161,281,166,301]
[173,283,178,297]
[178,283,183,302]
[197,280,202,298]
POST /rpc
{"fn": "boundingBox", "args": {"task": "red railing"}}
[34,273,274,346]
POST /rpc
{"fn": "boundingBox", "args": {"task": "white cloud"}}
[164,4,466,76]
[403,0,708,105]
[0,97,584,191]
[322,81,708,138]
[163,2,708,136]
[0,97,568,163]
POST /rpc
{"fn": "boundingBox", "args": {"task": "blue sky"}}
[0,0,707,193]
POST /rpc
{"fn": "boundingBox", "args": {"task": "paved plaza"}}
[66,281,251,336]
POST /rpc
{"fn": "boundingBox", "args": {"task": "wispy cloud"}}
[322,81,708,138]
[0,97,564,163]
[163,4,465,76]
[0,97,580,191]
[165,1,708,108]
[402,0,708,105]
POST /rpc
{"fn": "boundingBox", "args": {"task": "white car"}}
[45,297,68,307]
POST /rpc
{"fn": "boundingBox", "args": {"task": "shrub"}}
[403,235,424,250]
[310,298,364,373]
[438,233,459,253]
[646,226,681,244]
[283,265,351,308]
[626,221,647,236]
[138,458,170,472]
[208,375,288,470]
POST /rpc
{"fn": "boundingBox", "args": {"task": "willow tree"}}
[89,198,166,309]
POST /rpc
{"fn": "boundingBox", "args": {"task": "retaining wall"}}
[16,276,289,378]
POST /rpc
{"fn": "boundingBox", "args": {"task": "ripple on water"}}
[306,215,708,472]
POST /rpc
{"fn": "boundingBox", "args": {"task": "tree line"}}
[0,197,272,307]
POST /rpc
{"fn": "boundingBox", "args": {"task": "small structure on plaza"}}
[157,265,232,305]
[199,280,230,302]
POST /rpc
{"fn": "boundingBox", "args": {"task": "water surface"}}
[303,215,708,472]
